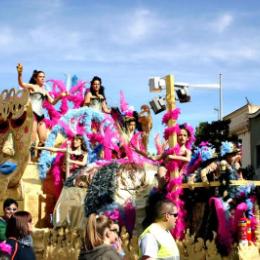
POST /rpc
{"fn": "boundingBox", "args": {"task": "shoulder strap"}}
[11,241,18,260]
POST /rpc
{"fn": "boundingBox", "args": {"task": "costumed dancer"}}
[36,134,88,184]
[187,142,218,184]
[83,76,112,143]
[220,141,242,181]
[114,116,138,159]
[84,76,111,114]
[132,124,192,177]
[124,117,137,143]
[160,111,194,239]
[63,134,88,186]
[132,123,193,240]
[111,91,142,159]
[118,90,138,143]
[16,63,67,149]
[138,104,153,152]
[166,124,192,176]
[65,134,88,175]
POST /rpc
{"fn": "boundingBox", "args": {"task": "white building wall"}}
[239,131,251,167]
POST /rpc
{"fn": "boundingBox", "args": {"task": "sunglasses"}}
[162,212,178,218]
[6,207,17,212]
[168,212,178,218]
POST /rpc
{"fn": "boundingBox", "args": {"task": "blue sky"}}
[1,0,260,140]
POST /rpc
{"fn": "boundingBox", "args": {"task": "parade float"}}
[0,73,260,260]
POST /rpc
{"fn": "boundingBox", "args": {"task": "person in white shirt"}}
[139,199,180,260]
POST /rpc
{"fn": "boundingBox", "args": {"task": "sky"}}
[1,0,260,143]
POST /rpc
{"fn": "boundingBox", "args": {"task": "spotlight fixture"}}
[149,96,166,114]
[175,86,191,103]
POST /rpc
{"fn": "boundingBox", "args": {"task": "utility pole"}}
[219,73,223,120]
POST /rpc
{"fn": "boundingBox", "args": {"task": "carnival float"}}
[0,68,260,259]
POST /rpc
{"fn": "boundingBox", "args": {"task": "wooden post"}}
[165,75,178,179]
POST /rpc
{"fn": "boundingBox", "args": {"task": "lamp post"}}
[219,73,223,120]
[149,74,180,178]
[165,75,181,180]
[214,108,221,120]
[149,74,188,239]
[176,74,223,120]
[165,75,177,148]
[149,75,190,154]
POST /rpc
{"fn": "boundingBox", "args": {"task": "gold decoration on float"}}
[0,88,33,200]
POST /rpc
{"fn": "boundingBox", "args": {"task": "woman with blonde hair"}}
[79,213,122,260]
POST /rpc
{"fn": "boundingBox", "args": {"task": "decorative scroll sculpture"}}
[0,88,33,199]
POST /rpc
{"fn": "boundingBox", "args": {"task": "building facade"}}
[249,108,260,179]
[224,103,260,171]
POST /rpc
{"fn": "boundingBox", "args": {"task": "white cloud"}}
[0,23,84,58]
[110,8,164,44]
[0,5,259,72]
[210,13,233,33]
[127,9,152,40]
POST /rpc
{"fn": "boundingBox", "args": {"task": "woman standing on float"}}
[84,76,111,113]
[17,63,67,147]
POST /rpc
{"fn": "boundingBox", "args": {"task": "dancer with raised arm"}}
[17,63,67,148]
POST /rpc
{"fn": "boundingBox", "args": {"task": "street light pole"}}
[165,74,180,180]
[165,75,177,148]
[219,73,223,120]
[177,77,223,121]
